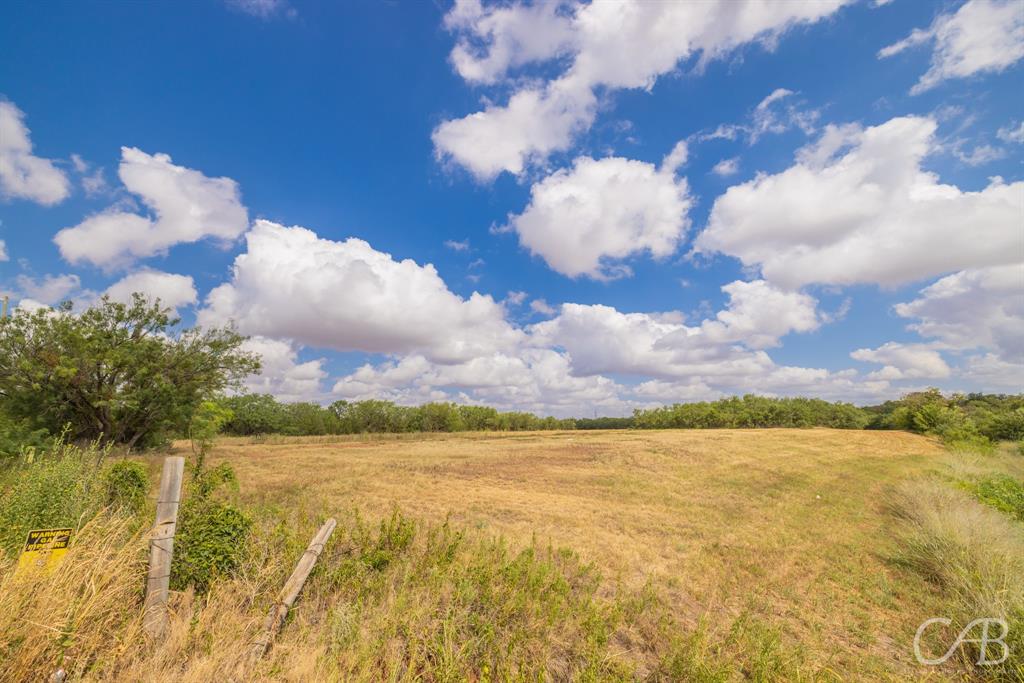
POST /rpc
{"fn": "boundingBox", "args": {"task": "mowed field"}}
[178,428,965,678]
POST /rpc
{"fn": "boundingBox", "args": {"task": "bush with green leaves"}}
[102,460,149,513]
[171,462,252,594]
[963,475,1024,523]
[0,442,108,556]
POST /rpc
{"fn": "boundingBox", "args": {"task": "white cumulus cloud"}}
[199,220,524,363]
[850,342,952,380]
[240,336,328,403]
[0,101,70,205]
[507,155,691,279]
[696,116,1024,289]
[104,269,198,314]
[435,0,850,179]
[529,279,821,379]
[444,0,576,84]
[894,265,1024,364]
[15,273,83,306]
[54,147,248,270]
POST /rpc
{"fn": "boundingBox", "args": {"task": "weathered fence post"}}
[249,518,337,663]
[143,456,184,638]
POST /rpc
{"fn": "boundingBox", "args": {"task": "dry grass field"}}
[168,428,995,679]
[3,428,1020,681]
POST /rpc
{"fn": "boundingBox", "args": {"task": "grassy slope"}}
[183,429,964,678]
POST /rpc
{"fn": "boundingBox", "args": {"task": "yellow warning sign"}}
[16,528,72,575]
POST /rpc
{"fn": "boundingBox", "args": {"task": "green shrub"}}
[171,500,251,594]
[964,475,1024,523]
[0,443,107,556]
[171,462,251,594]
[985,408,1024,442]
[910,402,955,434]
[102,461,149,513]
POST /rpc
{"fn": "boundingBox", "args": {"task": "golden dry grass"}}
[5,428,1019,681]
[170,428,967,678]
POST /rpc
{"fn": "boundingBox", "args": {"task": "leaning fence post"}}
[143,456,184,638]
[249,518,337,663]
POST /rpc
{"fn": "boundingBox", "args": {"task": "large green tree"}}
[0,294,259,449]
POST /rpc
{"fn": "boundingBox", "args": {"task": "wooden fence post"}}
[249,518,337,663]
[143,456,184,638]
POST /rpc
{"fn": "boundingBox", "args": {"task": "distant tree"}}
[457,405,499,431]
[220,394,289,435]
[418,402,465,432]
[283,402,340,435]
[0,294,259,449]
[632,396,869,430]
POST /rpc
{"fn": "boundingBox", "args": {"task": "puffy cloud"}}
[696,116,1024,288]
[15,273,82,305]
[333,349,627,417]
[0,101,70,205]
[435,0,850,179]
[530,303,699,379]
[54,147,248,269]
[13,269,198,314]
[201,222,881,410]
[697,280,820,349]
[850,342,952,380]
[0,240,7,262]
[240,337,328,403]
[199,220,524,363]
[444,0,576,84]
[529,279,820,379]
[433,83,596,180]
[879,0,1024,94]
[104,270,198,314]
[893,265,1024,364]
[959,353,1024,389]
[630,380,721,402]
[506,155,691,279]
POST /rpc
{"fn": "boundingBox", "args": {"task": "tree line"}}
[630,395,869,430]
[218,394,575,436]
[0,294,1021,453]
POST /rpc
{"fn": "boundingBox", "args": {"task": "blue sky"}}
[1,0,1021,415]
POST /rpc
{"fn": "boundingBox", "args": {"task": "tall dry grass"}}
[5,430,1018,680]
[0,502,817,682]
[888,480,1024,680]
